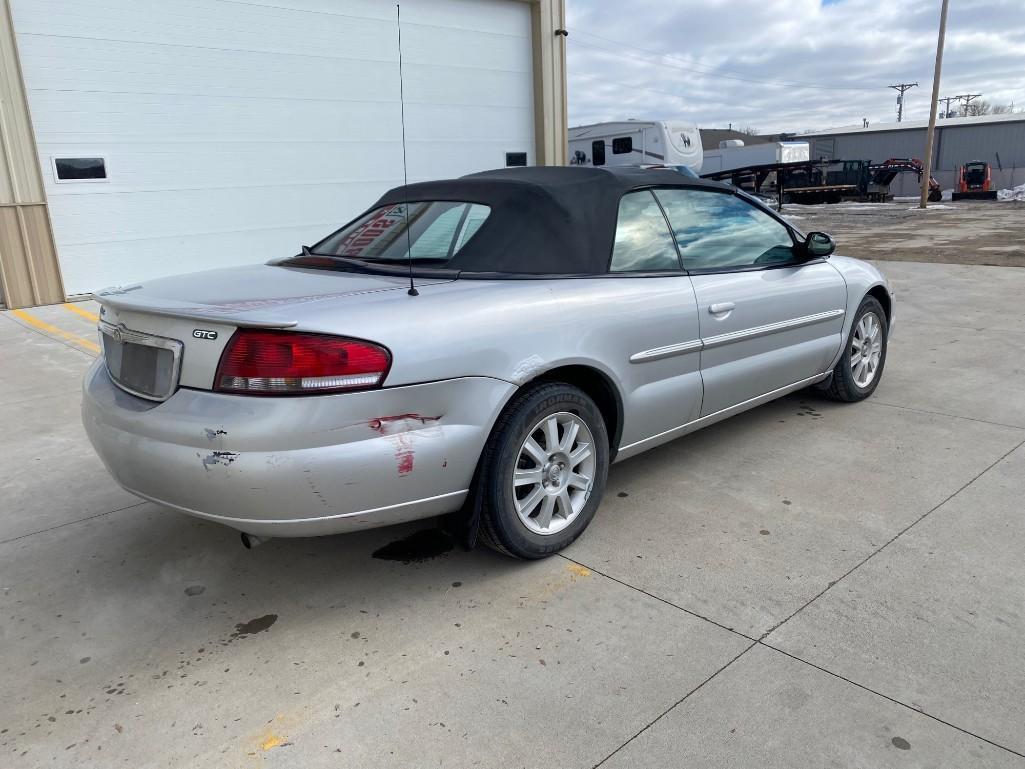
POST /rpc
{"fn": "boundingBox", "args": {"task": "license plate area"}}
[99,321,183,401]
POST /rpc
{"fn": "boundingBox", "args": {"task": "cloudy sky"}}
[565,0,1025,133]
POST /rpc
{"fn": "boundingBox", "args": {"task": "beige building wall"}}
[528,0,569,167]
[0,0,63,308]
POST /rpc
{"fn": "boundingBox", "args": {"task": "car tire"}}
[478,383,609,559]
[824,295,888,402]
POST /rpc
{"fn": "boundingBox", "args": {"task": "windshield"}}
[313,201,491,264]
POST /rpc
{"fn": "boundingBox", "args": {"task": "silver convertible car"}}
[83,166,893,558]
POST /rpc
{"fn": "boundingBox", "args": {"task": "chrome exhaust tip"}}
[240,532,270,549]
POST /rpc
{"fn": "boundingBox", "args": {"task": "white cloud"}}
[566,0,1025,133]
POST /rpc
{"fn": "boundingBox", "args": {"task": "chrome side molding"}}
[630,308,845,363]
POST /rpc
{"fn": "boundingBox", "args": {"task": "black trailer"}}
[702,158,906,210]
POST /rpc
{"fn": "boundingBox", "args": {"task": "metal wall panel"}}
[0,0,62,308]
[937,122,1025,173]
[806,119,1025,196]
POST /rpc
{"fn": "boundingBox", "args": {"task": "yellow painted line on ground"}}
[10,308,101,354]
[62,302,99,322]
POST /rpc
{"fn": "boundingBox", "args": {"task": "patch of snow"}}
[997,183,1025,201]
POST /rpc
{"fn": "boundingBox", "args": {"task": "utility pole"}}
[889,82,918,122]
[920,0,949,209]
[938,95,957,119]
[957,93,981,116]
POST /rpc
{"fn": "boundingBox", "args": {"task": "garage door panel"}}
[401,0,533,34]
[26,91,403,143]
[34,143,405,193]
[57,223,342,295]
[406,141,531,180]
[46,184,368,244]
[18,38,399,103]
[406,66,533,109]
[406,103,532,142]
[404,25,530,74]
[13,0,395,57]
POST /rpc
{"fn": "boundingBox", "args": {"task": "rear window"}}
[314,201,491,264]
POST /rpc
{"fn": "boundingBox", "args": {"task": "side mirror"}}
[804,231,835,258]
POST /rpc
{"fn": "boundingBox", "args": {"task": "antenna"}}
[396,4,418,297]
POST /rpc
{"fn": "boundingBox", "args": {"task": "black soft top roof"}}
[371,166,733,275]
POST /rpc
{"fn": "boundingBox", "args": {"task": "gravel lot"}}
[782,199,1025,268]
[2,256,1024,768]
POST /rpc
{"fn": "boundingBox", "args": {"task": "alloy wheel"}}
[851,311,883,388]
[512,411,596,535]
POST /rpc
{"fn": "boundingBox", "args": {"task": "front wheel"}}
[478,383,609,559]
[824,296,888,402]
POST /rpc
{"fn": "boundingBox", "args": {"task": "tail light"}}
[214,330,390,395]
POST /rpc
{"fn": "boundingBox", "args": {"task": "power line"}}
[567,28,882,92]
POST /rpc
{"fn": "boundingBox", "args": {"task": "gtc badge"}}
[192,329,218,340]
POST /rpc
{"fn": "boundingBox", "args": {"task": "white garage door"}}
[10,0,535,295]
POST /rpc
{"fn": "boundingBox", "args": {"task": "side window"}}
[653,189,796,271]
[592,140,606,166]
[609,191,681,273]
[612,136,633,155]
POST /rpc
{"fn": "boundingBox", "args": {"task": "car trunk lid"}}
[93,263,449,397]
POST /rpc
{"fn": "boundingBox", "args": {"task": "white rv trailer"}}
[568,121,703,173]
[702,140,810,175]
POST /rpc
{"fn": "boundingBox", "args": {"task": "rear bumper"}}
[81,361,514,536]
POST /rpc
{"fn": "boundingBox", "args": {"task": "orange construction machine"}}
[952,161,998,201]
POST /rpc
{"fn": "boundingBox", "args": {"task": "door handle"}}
[708,302,735,314]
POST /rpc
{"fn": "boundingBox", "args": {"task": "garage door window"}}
[609,191,681,272]
[654,189,795,272]
[52,157,107,182]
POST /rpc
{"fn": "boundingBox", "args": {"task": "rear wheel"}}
[478,383,609,559]
[824,296,888,402]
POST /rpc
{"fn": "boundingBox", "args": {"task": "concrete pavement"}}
[2,262,1024,768]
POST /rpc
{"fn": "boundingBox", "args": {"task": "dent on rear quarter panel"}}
[367,414,443,476]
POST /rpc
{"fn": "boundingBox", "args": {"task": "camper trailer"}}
[568,121,703,173]
[702,140,810,175]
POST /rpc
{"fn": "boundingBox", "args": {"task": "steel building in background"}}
[800,113,1025,197]
[0,0,568,309]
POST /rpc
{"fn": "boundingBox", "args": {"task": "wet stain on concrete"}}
[891,736,911,750]
[796,402,823,419]
[566,563,591,578]
[230,614,278,640]
[372,529,454,564]
[184,585,205,597]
